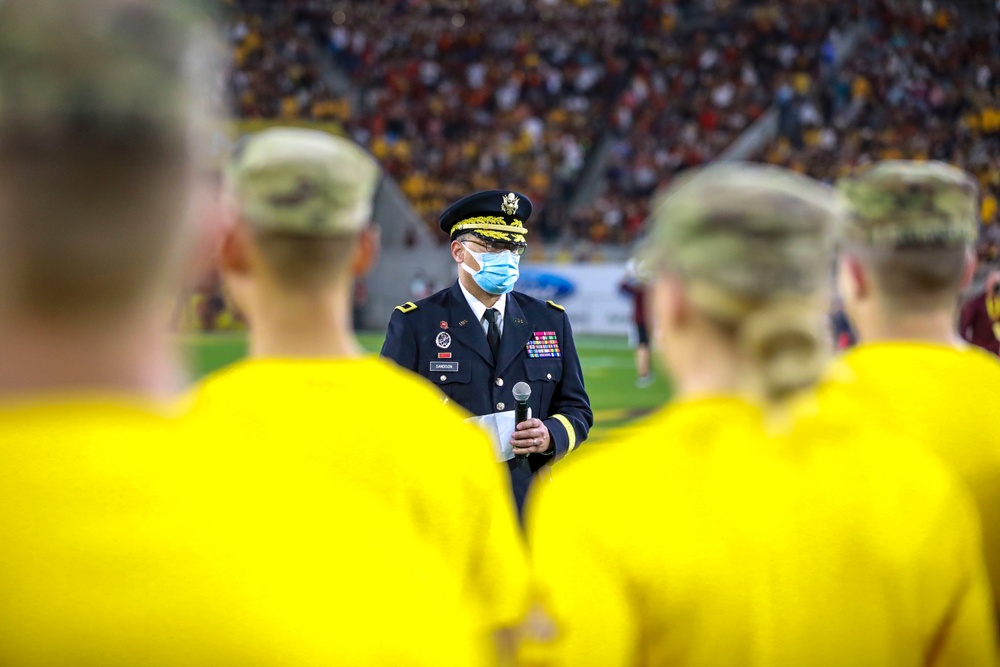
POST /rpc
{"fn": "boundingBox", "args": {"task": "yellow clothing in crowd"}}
[521,394,998,667]
[983,194,997,225]
[831,342,1000,616]
[192,356,531,635]
[0,396,488,665]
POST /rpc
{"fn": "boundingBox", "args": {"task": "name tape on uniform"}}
[429,361,460,373]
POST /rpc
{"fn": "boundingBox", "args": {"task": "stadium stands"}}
[572,0,854,244]
[224,0,641,239]
[755,2,1000,261]
[221,1,997,252]
[225,0,345,121]
[223,1,857,243]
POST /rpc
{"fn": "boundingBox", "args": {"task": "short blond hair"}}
[850,243,969,312]
[252,231,358,291]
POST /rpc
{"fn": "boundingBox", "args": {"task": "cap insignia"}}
[268,178,319,208]
[501,192,520,216]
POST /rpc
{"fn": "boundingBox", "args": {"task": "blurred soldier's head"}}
[221,128,380,333]
[641,162,843,402]
[836,160,979,340]
[0,0,213,324]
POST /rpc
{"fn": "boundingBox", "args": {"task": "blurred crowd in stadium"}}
[200,0,1000,332]
[576,0,852,243]
[225,0,637,240]
[222,0,997,248]
[758,1,1000,262]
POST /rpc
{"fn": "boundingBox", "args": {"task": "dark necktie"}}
[484,308,501,362]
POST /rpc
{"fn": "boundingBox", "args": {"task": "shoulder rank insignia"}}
[395,301,418,314]
[546,300,565,312]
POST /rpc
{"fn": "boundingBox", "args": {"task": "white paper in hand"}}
[465,408,530,462]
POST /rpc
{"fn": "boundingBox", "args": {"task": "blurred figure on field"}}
[960,267,1000,356]
[196,128,529,659]
[830,294,858,351]
[836,161,1000,622]
[619,259,653,386]
[0,2,491,664]
[519,163,998,667]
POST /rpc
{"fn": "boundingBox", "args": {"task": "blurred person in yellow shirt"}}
[194,127,530,658]
[518,163,998,667]
[835,160,1000,620]
[0,1,489,664]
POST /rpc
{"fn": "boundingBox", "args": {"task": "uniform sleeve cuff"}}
[548,414,577,458]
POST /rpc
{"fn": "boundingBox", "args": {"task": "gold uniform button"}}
[440,375,447,381]
[497,402,505,411]
[495,378,504,386]
[546,373,552,380]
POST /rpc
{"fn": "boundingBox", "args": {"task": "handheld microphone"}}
[512,382,531,460]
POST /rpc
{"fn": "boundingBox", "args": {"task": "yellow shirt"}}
[983,194,998,225]
[0,395,488,665]
[193,356,531,634]
[832,342,1000,616]
[520,394,997,667]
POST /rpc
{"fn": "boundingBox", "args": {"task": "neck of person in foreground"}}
[850,296,965,348]
[0,303,184,401]
[243,280,363,360]
[655,300,750,400]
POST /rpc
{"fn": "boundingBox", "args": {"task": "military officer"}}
[381,190,593,512]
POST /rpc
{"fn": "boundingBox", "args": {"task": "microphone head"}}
[512,382,531,402]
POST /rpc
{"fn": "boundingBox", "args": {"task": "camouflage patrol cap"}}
[0,0,205,138]
[643,162,843,299]
[837,160,979,247]
[227,128,380,236]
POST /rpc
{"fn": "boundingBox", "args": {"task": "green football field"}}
[179,333,673,442]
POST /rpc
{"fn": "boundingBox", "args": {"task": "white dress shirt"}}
[459,280,507,338]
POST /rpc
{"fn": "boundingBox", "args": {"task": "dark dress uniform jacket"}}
[381,282,593,511]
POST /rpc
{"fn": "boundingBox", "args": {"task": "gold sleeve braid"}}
[551,414,577,452]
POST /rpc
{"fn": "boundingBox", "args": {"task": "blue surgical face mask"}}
[461,243,520,295]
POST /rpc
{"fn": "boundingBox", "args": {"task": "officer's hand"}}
[511,418,551,455]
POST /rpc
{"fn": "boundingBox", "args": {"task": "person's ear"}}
[219,219,252,278]
[217,219,256,316]
[351,225,381,277]
[650,274,688,342]
[838,255,869,301]
[960,247,977,290]
[178,178,228,289]
[451,239,466,264]
[666,276,691,329]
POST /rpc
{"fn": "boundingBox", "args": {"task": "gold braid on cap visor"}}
[449,215,530,240]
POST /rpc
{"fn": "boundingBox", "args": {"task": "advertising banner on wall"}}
[517,263,632,336]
